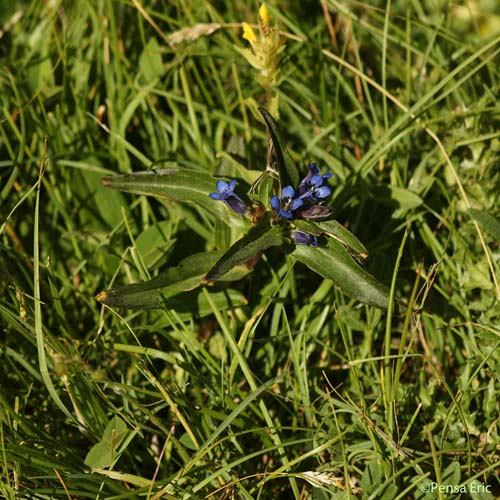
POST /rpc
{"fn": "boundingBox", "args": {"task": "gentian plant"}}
[96,107,390,311]
[96,5,390,311]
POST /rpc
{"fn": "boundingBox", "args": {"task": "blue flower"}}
[297,163,332,202]
[292,230,318,247]
[209,179,247,215]
[270,186,304,219]
[299,163,332,188]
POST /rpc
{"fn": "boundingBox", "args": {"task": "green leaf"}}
[96,251,250,309]
[179,432,198,451]
[101,287,246,314]
[373,185,423,210]
[291,237,390,309]
[468,208,500,240]
[139,37,165,83]
[172,289,247,317]
[317,220,369,258]
[442,461,461,486]
[26,31,56,93]
[360,459,399,499]
[206,219,289,281]
[258,107,300,188]
[360,459,383,493]
[101,167,249,227]
[84,417,128,469]
[379,484,399,500]
[74,164,129,230]
[208,331,227,361]
[293,219,369,262]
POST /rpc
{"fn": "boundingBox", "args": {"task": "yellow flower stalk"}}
[236,3,285,91]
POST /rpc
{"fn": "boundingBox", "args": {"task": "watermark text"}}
[419,481,492,495]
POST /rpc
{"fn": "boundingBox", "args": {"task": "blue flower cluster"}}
[270,164,332,220]
[209,164,332,247]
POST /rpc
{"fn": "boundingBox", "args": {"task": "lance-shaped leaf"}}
[293,219,370,263]
[258,107,299,188]
[101,287,246,313]
[167,289,247,316]
[100,287,247,312]
[292,237,390,309]
[96,251,250,309]
[205,220,289,281]
[101,167,249,226]
[316,220,369,258]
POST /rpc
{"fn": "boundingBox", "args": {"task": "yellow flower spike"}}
[236,4,284,91]
[242,22,257,42]
[259,3,271,26]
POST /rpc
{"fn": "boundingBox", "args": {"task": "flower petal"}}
[270,195,280,210]
[259,3,271,25]
[216,180,229,195]
[209,192,222,200]
[281,185,295,199]
[242,22,257,42]
[298,164,321,192]
[314,185,331,199]
[228,179,237,192]
[279,208,293,219]
[310,174,323,187]
[290,198,304,211]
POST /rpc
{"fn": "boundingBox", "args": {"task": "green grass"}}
[1,0,500,498]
